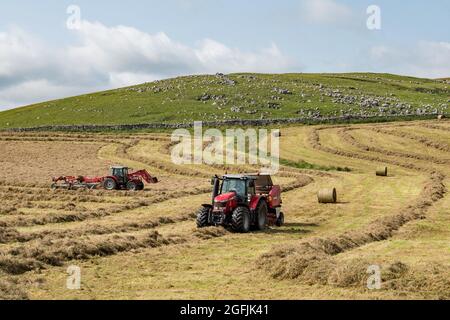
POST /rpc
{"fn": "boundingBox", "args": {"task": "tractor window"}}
[112,168,123,177]
[112,168,128,179]
[221,179,246,199]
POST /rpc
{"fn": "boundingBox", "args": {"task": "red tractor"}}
[102,166,158,191]
[197,174,284,233]
[52,166,158,191]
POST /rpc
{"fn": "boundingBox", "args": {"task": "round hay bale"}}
[318,188,337,204]
[376,167,388,177]
[437,115,445,120]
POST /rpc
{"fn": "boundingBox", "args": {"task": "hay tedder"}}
[51,166,158,191]
[197,173,284,233]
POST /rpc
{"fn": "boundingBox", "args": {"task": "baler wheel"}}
[255,201,268,231]
[231,207,251,233]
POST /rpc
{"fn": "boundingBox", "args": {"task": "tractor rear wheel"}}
[126,181,137,191]
[103,178,117,190]
[196,207,211,228]
[136,182,144,191]
[255,201,268,231]
[231,207,251,233]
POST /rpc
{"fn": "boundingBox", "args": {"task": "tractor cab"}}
[111,166,129,184]
[218,175,256,204]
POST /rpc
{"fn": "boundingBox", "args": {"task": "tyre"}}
[126,181,137,191]
[196,207,211,228]
[103,178,117,190]
[136,182,145,191]
[231,207,251,233]
[255,201,268,231]
[276,212,285,227]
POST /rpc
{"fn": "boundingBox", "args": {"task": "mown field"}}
[0,119,449,300]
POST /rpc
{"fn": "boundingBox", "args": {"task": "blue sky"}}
[0,0,449,109]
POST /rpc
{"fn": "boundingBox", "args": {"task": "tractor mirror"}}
[248,180,255,188]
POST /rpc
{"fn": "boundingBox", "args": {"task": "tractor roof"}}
[223,173,270,179]
[111,166,129,169]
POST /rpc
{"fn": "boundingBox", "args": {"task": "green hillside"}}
[0,73,448,129]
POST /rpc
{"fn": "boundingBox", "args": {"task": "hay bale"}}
[376,167,388,176]
[318,188,337,204]
[437,115,445,120]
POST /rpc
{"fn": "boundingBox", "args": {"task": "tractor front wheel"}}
[196,207,211,228]
[231,207,251,233]
[103,178,117,190]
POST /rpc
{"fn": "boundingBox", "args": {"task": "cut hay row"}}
[0,231,180,275]
[0,187,211,228]
[0,207,114,228]
[0,202,131,228]
[0,190,124,204]
[0,211,197,245]
[0,274,29,300]
[0,182,210,204]
[0,226,231,276]
[419,123,450,132]
[0,205,19,216]
[280,175,314,192]
[0,201,87,214]
[337,128,450,165]
[0,185,169,200]
[9,132,168,140]
[370,128,450,153]
[0,181,47,189]
[279,165,338,178]
[308,128,429,173]
[258,171,446,290]
[0,137,120,144]
[0,133,169,145]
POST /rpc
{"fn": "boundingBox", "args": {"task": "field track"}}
[0,119,449,300]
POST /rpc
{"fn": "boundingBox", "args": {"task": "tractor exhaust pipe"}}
[211,176,220,205]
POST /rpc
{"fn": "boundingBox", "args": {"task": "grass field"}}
[0,73,448,129]
[0,119,449,300]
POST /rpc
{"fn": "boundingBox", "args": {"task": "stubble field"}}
[0,120,449,300]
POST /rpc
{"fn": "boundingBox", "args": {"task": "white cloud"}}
[300,0,355,26]
[0,21,293,110]
[369,41,450,79]
[0,79,96,108]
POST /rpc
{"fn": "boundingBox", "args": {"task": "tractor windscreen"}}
[221,179,246,199]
